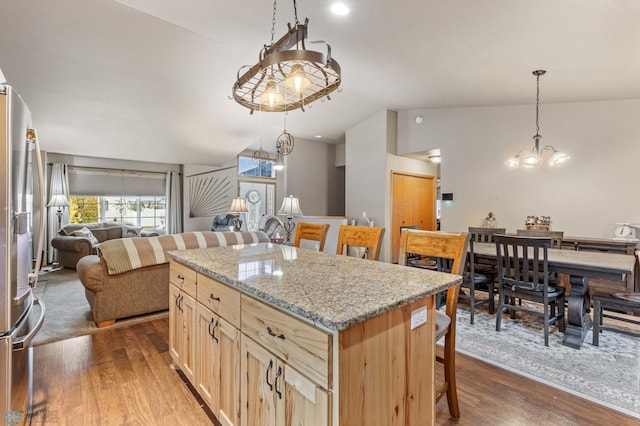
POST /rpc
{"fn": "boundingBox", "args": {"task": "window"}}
[69,195,166,231]
[238,155,275,178]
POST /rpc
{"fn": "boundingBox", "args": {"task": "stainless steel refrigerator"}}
[1,84,46,424]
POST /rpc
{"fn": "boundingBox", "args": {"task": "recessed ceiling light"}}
[331,3,350,16]
[315,135,322,139]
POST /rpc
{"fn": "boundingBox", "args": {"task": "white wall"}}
[397,99,640,238]
[290,216,348,254]
[285,137,344,216]
[345,110,440,262]
[345,110,390,226]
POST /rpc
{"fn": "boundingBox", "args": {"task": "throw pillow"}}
[122,225,143,238]
[71,227,100,246]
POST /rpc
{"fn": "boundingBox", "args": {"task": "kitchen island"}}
[168,242,461,426]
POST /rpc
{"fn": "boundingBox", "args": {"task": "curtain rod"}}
[49,163,180,176]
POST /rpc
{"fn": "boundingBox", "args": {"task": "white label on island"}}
[410,306,428,330]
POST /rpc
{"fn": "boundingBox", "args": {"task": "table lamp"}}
[278,195,303,243]
[229,197,248,231]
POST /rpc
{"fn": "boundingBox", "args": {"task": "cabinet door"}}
[217,316,241,426]
[281,365,331,426]
[196,304,241,426]
[181,291,197,384]
[241,336,281,426]
[169,285,197,384]
[195,304,217,409]
[169,284,182,364]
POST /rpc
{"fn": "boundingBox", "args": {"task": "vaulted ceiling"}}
[1,0,638,165]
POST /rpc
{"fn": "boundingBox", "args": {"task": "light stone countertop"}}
[169,242,461,331]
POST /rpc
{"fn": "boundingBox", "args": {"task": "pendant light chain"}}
[270,0,278,46]
[293,0,300,25]
[535,72,540,138]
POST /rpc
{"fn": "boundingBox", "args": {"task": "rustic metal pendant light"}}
[232,0,341,113]
[506,70,570,169]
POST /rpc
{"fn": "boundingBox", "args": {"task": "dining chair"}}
[335,225,385,261]
[461,227,506,324]
[494,235,565,346]
[516,229,564,286]
[516,229,564,248]
[293,222,330,251]
[398,229,469,419]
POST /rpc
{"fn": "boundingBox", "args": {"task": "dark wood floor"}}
[31,317,638,425]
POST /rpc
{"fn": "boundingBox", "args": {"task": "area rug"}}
[454,304,640,419]
[32,268,168,346]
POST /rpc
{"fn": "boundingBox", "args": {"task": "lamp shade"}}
[229,197,248,213]
[47,194,70,208]
[278,195,303,216]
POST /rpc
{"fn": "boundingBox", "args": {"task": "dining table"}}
[473,242,638,349]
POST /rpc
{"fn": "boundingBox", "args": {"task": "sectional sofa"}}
[51,221,155,269]
[76,230,270,327]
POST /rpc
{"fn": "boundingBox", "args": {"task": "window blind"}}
[67,167,166,196]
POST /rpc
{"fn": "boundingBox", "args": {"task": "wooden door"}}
[391,172,437,263]
[241,336,280,426]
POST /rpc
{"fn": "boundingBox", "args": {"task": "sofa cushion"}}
[71,227,100,245]
[98,231,270,275]
[122,224,143,238]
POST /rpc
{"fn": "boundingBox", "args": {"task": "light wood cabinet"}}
[241,335,330,426]
[195,303,241,426]
[240,295,331,389]
[169,283,196,384]
[170,259,438,425]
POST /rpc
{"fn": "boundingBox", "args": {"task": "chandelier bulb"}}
[261,77,284,107]
[285,62,312,93]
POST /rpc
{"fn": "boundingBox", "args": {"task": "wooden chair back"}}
[468,227,506,243]
[335,225,385,261]
[494,234,565,346]
[495,235,552,290]
[464,227,506,324]
[293,222,330,251]
[397,228,469,419]
[516,229,564,249]
[399,229,469,275]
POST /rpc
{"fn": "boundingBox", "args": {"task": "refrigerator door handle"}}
[13,298,46,350]
[27,128,46,288]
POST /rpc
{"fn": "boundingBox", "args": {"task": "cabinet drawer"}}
[197,273,241,328]
[170,261,197,298]
[241,295,332,389]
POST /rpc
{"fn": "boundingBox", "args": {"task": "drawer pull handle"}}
[274,366,283,399]
[265,359,274,390]
[176,274,184,282]
[267,326,286,340]
[209,293,221,302]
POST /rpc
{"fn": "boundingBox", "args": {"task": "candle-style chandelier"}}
[232,0,341,113]
[506,70,570,169]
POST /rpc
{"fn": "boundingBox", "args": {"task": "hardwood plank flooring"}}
[32,317,638,425]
